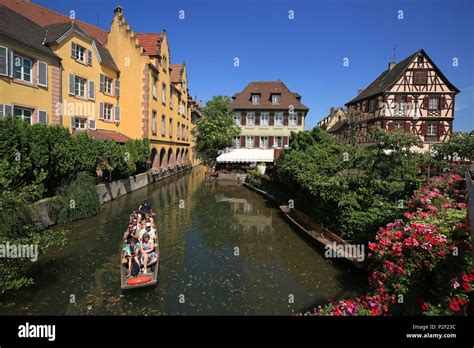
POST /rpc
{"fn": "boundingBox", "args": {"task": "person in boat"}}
[140,232,157,274]
[123,236,141,278]
[139,201,151,216]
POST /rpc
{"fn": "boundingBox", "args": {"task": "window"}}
[74,117,87,130]
[274,136,283,148]
[417,55,423,64]
[38,110,48,124]
[177,122,181,139]
[289,112,297,126]
[260,112,269,126]
[246,136,254,148]
[260,136,268,149]
[37,61,48,87]
[170,90,173,109]
[162,83,166,104]
[13,107,32,124]
[413,71,427,85]
[233,136,240,148]
[428,96,440,110]
[152,75,158,99]
[246,112,255,126]
[169,118,173,137]
[103,103,113,120]
[74,76,86,98]
[161,115,166,136]
[271,94,281,104]
[13,55,32,82]
[427,123,437,136]
[368,99,375,112]
[104,76,113,94]
[152,111,157,134]
[72,43,86,62]
[394,122,404,129]
[251,94,260,104]
[275,112,283,126]
[399,95,408,112]
[234,112,241,125]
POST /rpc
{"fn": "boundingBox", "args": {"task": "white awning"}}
[216,149,274,163]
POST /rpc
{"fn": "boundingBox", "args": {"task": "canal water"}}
[0,167,366,315]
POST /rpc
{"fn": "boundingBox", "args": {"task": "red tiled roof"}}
[0,0,108,43]
[230,81,309,110]
[135,33,161,55]
[170,63,183,83]
[87,129,130,143]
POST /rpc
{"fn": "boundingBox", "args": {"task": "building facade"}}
[229,81,309,150]
[0,0,201,167]
[333,49,459,150]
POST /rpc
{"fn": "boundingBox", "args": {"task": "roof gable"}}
[230,81,309,110]
[135,33,161,56]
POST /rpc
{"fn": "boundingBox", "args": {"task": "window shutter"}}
[8,49,13,78]
[88,119,96,130]
[71,116,76,129]
[441,96,447,109]
[387,122,394,132]
[239,136,244,148]
[114,106,121,122]
[254,136,259,148]
[255,112,260,126]
[99,102,104,119]
[269,113,274,126]
[71,43,77,58]
[0,104,4,120]
[0,46,7,76]
[88,80,95,100]
[283,136,289,147]
[404,121,411,132]
[37,61,48,87]
[99,74,105,92]
[269,136,274,148]
[283,113,288,126]
[69,74,75,95]
[407,96,413,103]
[437,122,443,137]
[297,114,303,126]
[241,112,246,126]
[421,122,427,135]
[38,111,48,124]
[87,50,92,65]
[423,96,429,109]
[395,95,401,104]
[114,79,120,97]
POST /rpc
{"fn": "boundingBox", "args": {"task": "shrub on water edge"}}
[54,172,101,223]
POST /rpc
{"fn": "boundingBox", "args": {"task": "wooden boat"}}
[120,212,160,290]
[279,205,364,267]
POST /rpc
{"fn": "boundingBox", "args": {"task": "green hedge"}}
[0,117,151,202]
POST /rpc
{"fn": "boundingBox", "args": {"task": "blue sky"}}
[37,0,473,131]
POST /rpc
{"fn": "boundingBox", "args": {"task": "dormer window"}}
[271,94,281,105]
[251,94,260,104]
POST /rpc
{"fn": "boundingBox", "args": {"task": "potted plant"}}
[256,162,266,175]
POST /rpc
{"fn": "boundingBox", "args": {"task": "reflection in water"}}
[0,167,366,315]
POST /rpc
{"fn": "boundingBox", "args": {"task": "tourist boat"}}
[120,214,160,290]
[279,205,364,267]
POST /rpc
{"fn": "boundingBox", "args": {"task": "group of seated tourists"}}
[122,201,158,277]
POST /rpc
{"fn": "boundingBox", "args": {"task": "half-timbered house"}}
[341,49,460,151]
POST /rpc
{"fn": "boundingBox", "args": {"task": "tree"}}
[191,96,240,167]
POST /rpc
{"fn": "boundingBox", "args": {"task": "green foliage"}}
[275,127,423,244]
[0,192,68,294]
[191,96,240,166]
[0,117,151,201]
[53,172,101,223]
[433,132,474,162]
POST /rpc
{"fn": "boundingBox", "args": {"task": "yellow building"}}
[0,4,60,125]
[0,0,202,166]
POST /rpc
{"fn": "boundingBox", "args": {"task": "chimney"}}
[357,89,364,95]
[114,5,123,16]
[388,62,396,70]
[330,106,335,115]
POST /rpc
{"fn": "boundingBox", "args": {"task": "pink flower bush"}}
[303,173,471,316]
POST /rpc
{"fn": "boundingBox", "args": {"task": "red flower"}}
[449,300,460,312]
[423,261,430,267]
[461,273,469,282]
[437,251,446,257]
[462,282,472,292]
[420,302,430,312]
[370,308,381,316]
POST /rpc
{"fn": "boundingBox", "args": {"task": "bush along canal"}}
[0,166,366,315]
